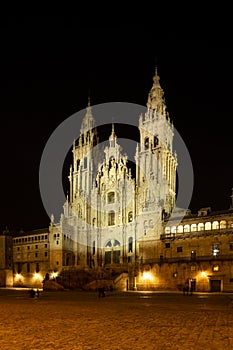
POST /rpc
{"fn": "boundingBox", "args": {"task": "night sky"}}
[1,17,233,232]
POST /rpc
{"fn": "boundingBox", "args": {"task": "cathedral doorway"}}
[104,250,120,264]
[104,239,121,264]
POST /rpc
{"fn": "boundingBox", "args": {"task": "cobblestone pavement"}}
[0,289,233,350]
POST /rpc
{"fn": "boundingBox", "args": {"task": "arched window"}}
[128,237,133,253]
[220,220,226,229]
[108,211,115,226]
[198,223,204,231]
[177,225,183,233]
[76,160,80,171]
[205,222,211,231]
[128,211,133,222]
[212,221,219,229]
[191,224,197,232]
[153,135,159,148]
[171,226,176,234]
[83,157,87,169]
[108,192,115,203]
[105,239,120,247]
[144,137,149,150]
[184,225,190,233]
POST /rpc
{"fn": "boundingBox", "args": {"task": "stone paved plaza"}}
[0,288,233,349]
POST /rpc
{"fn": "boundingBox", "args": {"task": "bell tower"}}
[135,67,177,218]
[66,99,99,267]
[69,98,98,207]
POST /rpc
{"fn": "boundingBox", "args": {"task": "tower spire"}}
[80,96,95,134]
[147,67,166,115]
[109,123,117,146]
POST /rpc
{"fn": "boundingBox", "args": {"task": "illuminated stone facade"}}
[2,69,233,291]
[47,68,177,286]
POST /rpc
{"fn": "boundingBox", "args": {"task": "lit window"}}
[128,211,133,222]
[171,226,176,234]
[212,244,220,256]
[212,221,219,229]
[220,220,226,229]
[177,225,183,233]
[191,224,197,232]
[213,265,219,271]
[205,222,211,230]
[198,223,204,231]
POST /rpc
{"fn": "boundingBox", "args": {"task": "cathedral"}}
[50,67,177,271]
[1,68,233,292]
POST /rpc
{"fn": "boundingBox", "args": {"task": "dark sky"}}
[0,17,233,231]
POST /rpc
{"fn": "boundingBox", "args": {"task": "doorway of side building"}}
[210,279,221,292]
[190,279,196,291]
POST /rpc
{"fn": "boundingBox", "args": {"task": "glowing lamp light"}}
[15,273,23,281]
[200,271,207,278]
[141,272,155,282]
[51,272,58,279]
[33,273,43,281]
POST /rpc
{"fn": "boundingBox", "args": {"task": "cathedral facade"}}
[50,68,177,274]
